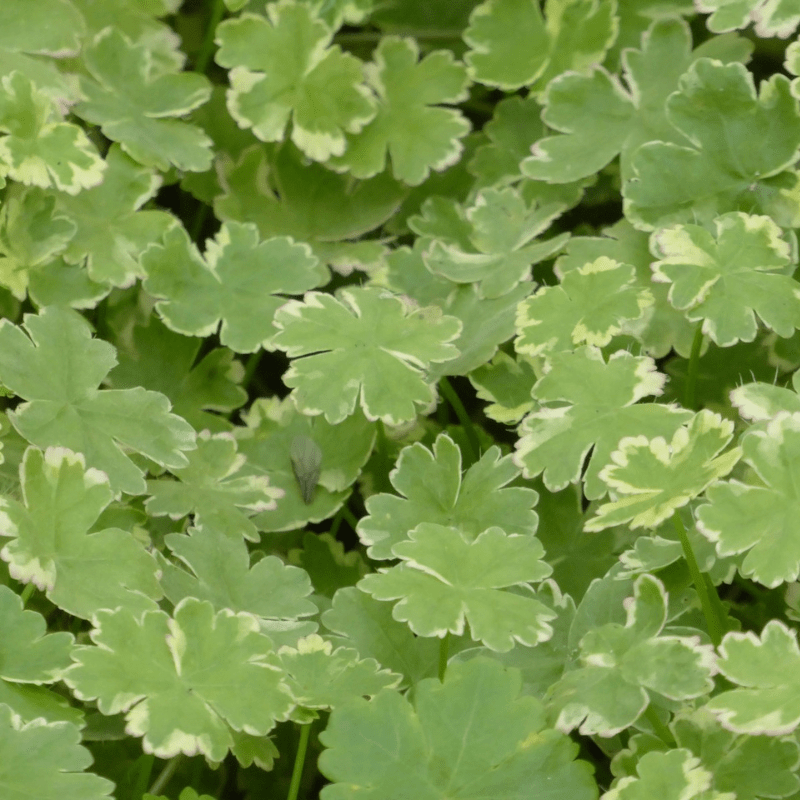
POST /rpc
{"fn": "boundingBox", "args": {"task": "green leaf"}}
[319,657,598,800]
[0,0,84,56]
[278,633,401,719]
[624,59,800,229]
[603,749,728,800]
[699,0,800,38]
[0,705,113,800]
[73,27,213,171]
[515,257,653,357]
[215,0,376,161]
[421,186,569,298]
[105,316,248,434]
[236,396,374,531]
[322,586,440,687]
[358,432,538,559]
[650,212,800,346]
[696,412,800,588]
[142,221,325,352]
[0,306,196,494]
[272,287,461,424]
[158,525,317,632]
[464,0,616,93]
[214,143,406,253]
[0,584,74,682]
[145,431,283,542]
[0,186,76,300]
[0,71,105,194]
[358,523,554,651]
[586,409,741,531]
[65,599,294,761]
[522,18,749,184]
[515,346,692,498]
[547,575,716,736]
[327,36,470,185]
[55,145,174,288]
[706,620,800,735]
[0,447,162,618]
[554,219,698,358]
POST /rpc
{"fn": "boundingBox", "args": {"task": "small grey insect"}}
[290,435,322,505]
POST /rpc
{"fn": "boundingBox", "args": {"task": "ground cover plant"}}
[5,0,800,797]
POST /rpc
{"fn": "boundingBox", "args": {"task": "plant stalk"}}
[684,323,704,410]
[438,632,450,682]
[672,510,723,646]
[438,377,479,463]
[148,755,182,796]
[643,705,675,746]
[287,722,312,800]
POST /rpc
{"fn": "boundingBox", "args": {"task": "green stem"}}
[438,633,450,682]
[19,582,34,607]
[672,511,722,646]
[287,722,312,800]
[189,201,210,244]
[194,0,226,75]
[684,323,704,410]
[241,350,263,391]
[643,705,675,746]
[130,754,155,799]
[148,755,182,797]
[438,377,479,463]
[341,505,359,531]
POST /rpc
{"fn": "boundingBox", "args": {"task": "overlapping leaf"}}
[554,219,700,358]
[106,316,248,434]
[327,36,470,185]
[699,0,800,38]
[0,306,196,494]
[158,525,317,645]
[420,186,569,298]
[235,397,374,531]
[650,212,800,346]
[613,706,800,800]
[624,58,800,229]
[379,243,532,378]
[585,410,741,531]
[145,431,282,542]
[73,28,213,171]
[0,447,161,618]
[0,71,105,194]
[272,287,461,424]
[464,0,616,92]
[55,145,175,288]
[696,412,800,587]
[65,599,294,761]
[547,575,716,737]
[142,221,324,353]
[602,749,726,800]
[278,634,400,720]
[322,587,440,687]
[215,0,375,160]
[319,657,598,800]
[515,347,692,498]
[214,144,405,259]
[0,186,76,300]
[515,257,653,358]
[706,620,800,735]
[358,432,538,559]
[358,523,554,652]
[0,706,113,800]
[522,17,752,183]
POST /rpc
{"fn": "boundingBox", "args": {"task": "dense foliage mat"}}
[2,0,800,798]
